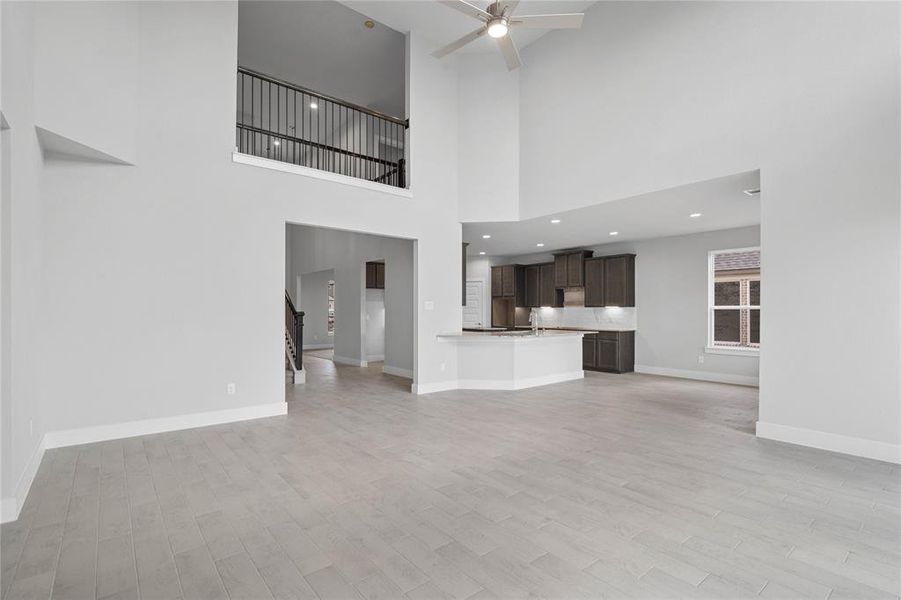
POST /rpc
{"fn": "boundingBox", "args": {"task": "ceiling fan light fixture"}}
[487,18,509,38]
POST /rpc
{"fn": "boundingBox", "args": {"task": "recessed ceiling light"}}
[550,219,561,224]
[310,101,318,109]
[609,231,618,236]
[743,188,760,196]
[689,213,702,218]
[479,251,486,255]
[482,234,491,239]
[536,243,544,247]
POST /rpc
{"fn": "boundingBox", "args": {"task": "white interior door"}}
[463,280,485,328]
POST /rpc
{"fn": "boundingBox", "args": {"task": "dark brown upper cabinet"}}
[365,261,385,289]
[501,264,516,297]
[539,262,563,307]
[584,257,605,307]
[603,254,635,307]
[554,254,568,288]
[553,250,593,288]
[518,262,563,308]
[524,265,540,307]
[583,254,635,307]
[491,264,503,295]
[491,264,525,327]
[491,264,524,303]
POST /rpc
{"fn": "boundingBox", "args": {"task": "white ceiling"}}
[463,171,761,257]
[340,0,597,55]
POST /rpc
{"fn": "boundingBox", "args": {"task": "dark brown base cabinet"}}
[582,331,635,373]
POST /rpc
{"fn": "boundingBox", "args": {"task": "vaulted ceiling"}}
[341,1,597,55]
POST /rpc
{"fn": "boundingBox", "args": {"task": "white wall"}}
[286,224,413,373]
[299,269,334,350]
[33,2,138,163]
[1,2,465,516]
[518,2,900,457]
[508,226,761,385]
[456,55,519,222]
[0,1,48,520]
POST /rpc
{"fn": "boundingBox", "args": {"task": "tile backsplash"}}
[516,306,637,331]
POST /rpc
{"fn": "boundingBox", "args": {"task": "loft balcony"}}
[235,67,408,188]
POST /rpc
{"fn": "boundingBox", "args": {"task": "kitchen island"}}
[437,330,584,390]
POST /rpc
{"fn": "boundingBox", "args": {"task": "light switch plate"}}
[424,301,435,311]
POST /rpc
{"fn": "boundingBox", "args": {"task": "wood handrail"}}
[285,290,300,315]
[237,123,400,169]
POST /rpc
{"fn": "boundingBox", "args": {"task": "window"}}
[327,280,335,335]
[708,248,760,352]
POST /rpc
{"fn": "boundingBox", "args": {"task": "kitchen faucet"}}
[529,307,542,334]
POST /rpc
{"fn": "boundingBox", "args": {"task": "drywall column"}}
[1,1,46,518]
[331,264,365,366]
[383,242,414,376]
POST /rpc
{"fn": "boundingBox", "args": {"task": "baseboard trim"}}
[382,365,413,379]
[411,380,458,394]
[333,355,368,367]
[635,364,759,387]
[756,421,901,464]
[457,371,584,391]
[412,371,585,394]
[302,343,334,350]
[366,354,385,362]
[43,402,287,450]
[1,437,47,523]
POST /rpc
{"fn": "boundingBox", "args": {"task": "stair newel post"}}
[296,311,304,371]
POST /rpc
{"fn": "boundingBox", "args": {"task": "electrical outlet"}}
[424,301,435,311]
[227,383,236,395]
[698,355,705,364]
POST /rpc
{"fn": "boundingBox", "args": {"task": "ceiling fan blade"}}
[511,13,584,29]
[437,0,491,22]
[432,27,487,58]
[496,34,521,71]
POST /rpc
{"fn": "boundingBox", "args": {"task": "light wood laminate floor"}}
[2,358,899,599]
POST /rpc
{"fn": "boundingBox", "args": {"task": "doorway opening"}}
[284,223,414,393]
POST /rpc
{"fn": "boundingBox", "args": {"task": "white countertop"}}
[513,326,636,333]
[438,330,585,342]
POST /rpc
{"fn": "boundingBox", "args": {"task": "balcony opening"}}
[237,1,408,188]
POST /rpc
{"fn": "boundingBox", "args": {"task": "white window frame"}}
[706,246,760,355]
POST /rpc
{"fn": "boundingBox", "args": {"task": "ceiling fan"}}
[432,0,584,71]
